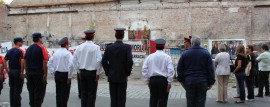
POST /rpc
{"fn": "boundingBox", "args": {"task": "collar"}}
[60,47,67,50]
[190,45,203,49]
[115,41,123,43]
[156,50,164,53]
[85,41,94,44]
[14,45,20,48]
[34,43,41,45]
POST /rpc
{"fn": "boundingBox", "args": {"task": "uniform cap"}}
[114,28,126,33]
[184,36,192,43]
[84,30,95,34]
[84,30,95,37]
[154,39,166,45]
[58,37,69,47]
[155,39,166,48]
[114,28,126,31]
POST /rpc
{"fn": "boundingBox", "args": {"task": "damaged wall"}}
[4,1,270,44]
[0,4,8,40]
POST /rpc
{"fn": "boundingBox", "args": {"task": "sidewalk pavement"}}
[0,78,269,107]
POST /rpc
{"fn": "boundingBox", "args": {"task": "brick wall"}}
[0,5,8,40]
[5,1,270,44]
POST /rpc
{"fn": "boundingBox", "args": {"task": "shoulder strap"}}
[248,54,251,61]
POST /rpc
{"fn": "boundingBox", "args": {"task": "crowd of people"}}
[0,28,269,107]
[214,43,270,104]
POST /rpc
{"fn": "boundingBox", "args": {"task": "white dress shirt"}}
[73,41,102,74]
[48,48,74,78]
[142,50,175,84]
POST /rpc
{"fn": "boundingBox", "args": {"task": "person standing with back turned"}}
[214,44,230,103]
[4,37,25,107]
[73,30,102,107]
[256,44,270,97]
[177,36,215,107]
[102,28,133,107]
[48,37,74,107]
[23,33,49,107]
[142,39,175,107]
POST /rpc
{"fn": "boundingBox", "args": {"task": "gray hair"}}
[218,44,226,52]
[191,36,201,46]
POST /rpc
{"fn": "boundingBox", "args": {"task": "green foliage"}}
[0,0,4,4]
[89,18,96,30]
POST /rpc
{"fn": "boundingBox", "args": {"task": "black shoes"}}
[255,95,263,98]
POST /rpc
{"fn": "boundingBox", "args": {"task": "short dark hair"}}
[115,32,124,39]
[85,36,94,40]
[14,41,20,44]
[262,44,269,51]
[156,47,164,50]
[247,45,254,52]
[33,37,40,42]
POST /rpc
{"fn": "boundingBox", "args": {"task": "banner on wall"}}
[96,40,147,64]
[0,42,13,56]
[0,41,147,64]
[208,39,246,59]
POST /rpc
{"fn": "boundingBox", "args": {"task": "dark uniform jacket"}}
[102,41,133,83]
[177,45,215,86]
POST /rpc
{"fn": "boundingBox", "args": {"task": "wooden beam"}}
[9,0,115,8]
[254,4,270,8]
[8,10,78,16]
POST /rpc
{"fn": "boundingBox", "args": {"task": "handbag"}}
[245,55,252,76]
[230,56,235,72]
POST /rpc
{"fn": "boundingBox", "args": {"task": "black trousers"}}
[258,71,270,96]
[55,71,71,107]
[9,69,24,107]
[77,72,81,99]
[26,71,47,107]
[255,70,259,87]
[109,82,127,107]
[80,70,97,107]
[149,76,168,107]
[245,74,255,99]
[0,79,3,95]
[185,82,208,107]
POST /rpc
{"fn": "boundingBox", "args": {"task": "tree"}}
[0,0,4,4]
[89,18,96,30]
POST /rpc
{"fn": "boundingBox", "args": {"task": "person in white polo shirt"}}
[255,44,270,97]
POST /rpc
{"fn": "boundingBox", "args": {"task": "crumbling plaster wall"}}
[5,1,270,44]
[0,4,9,40]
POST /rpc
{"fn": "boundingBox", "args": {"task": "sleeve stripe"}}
[37,44,49,61]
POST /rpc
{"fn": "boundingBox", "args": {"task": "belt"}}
[150,76,167,79]
[80,69,97,72]
[27,68,42,71]
[55,71,68,73]
[9,69,20,71]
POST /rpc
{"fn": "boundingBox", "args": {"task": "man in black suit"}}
[102,28,133,107]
